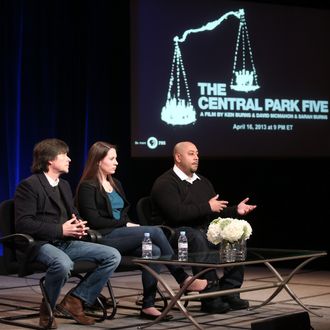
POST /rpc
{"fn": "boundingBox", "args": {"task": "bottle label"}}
[178,243,188,249]
[143,244,152,251]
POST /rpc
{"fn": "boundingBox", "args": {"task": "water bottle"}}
[142,232,153,259]
[178,231,188,261]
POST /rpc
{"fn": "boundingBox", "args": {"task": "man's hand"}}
[209,194,229,213]
[237,197,257,216]
[62,214,90,238]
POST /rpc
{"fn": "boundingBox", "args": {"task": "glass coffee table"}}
[133,248,327,329]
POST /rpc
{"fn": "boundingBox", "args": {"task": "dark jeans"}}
[101,225,188,308]
[173,227,244,292]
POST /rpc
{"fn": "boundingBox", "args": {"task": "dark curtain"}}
[0,0,130,202]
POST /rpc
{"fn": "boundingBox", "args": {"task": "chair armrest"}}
[86,229,103,242]
[0,232,35,246]
[0,233,37,276]
[0,232,103,244]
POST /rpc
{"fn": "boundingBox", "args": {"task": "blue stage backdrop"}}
[0,0,131,256]
[0,0,329,269]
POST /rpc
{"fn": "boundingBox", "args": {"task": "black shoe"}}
[200,297,230,314]
[223,296,249,310]
[140,310,173,321]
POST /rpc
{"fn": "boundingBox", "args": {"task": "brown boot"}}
[57,294,95,325]
[39,300,57,329]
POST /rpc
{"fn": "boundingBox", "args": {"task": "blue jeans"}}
[101,226,188,308]
[36,240,121,308]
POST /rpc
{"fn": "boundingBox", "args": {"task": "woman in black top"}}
[76,141,207,320]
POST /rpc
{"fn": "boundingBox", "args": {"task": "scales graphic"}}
[161,9,260,126]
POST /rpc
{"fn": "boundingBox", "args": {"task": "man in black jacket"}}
[15,138,121,328]
[151,141,256,314]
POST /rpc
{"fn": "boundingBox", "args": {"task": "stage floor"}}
[1,265,330,329]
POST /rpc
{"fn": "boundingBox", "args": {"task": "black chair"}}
[136,196,182,306]
[136,196,175,242]
[136,196,193,308]
[80,197,169,313]
[136,196,153,226]
[0,199,116,329]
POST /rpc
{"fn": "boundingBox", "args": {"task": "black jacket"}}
[76,179,131,235]
[14,173,78,258]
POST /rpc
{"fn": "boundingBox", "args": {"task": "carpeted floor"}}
[1,266,330,329]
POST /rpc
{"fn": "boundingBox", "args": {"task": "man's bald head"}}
[173,141,199,176]
[173,141,196,158]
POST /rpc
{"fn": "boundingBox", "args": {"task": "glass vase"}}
[235,239,247,261]
[219,240,236,262]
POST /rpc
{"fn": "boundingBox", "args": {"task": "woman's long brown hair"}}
[77,141,117,193]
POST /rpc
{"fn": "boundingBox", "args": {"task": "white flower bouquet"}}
[207,217,252,245]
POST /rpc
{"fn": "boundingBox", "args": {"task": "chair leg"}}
[58,273,109,322]
[92,296,108,322]
[105,280,117,319]
[0,275,55,330]
[157,287,168,311]
[39,276,56,329]
[86,280,118,320]
[0,277,49,329]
